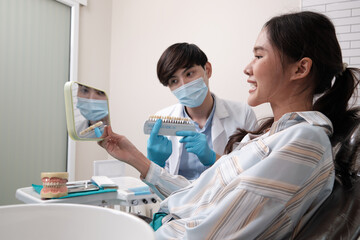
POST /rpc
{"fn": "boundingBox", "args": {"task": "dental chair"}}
[295,118,360,240]
[0,203,155,240]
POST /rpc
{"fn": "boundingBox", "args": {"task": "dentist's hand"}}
[94,127,102,138]
[147,119,172,167]
[176,131,216,166]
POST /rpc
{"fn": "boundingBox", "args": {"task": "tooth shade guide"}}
[148,115,192,124]
[79,121,103,136]
[144,116,196,136]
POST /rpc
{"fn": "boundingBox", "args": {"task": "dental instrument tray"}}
[67,181,100,193]
[143,116,196,136]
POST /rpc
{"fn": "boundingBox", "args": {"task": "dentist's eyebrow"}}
[181,66,194,75]
[169,66,194,80]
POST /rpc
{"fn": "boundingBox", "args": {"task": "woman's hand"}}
[98,125,150,177]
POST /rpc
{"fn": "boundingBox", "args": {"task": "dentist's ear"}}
[290,57,312,81]
[204,62,212,78]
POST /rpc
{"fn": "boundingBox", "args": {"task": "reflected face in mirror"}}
[76,84,109,123]
[73,83,110,139]
[77,84,107,100]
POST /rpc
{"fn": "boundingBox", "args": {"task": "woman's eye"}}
[255,55,263,59]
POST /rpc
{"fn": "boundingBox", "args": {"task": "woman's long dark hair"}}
[225,11,360,187]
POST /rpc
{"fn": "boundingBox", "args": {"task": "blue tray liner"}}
[32,184,117,199]
[127,186,152,195]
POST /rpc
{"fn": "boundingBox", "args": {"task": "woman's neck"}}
[271,96,313,121]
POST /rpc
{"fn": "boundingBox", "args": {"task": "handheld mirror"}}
[64,82,110,141]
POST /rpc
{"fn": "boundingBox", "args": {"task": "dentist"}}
[147,43,257,180]
[75,83,109,138]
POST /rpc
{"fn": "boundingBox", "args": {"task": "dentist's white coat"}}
[154,94,258,175]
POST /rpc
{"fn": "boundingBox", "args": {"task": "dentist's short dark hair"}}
[157,43,208,86]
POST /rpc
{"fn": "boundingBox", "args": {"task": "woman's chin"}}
[247,96,260,107]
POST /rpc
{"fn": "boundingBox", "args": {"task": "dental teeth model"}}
[143,115,196,136]
[40,172,69,199]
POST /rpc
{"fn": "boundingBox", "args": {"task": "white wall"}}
[302,0,360,69]
[108,0,300,177]
[76,0,113,180]
[302,0,360,107]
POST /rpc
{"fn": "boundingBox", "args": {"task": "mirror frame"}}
[64,81,110,141]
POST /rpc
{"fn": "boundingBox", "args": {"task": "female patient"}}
[99,11,359,239]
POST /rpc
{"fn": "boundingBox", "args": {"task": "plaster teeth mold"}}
[40,172,69,199]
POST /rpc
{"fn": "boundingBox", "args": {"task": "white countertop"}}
[16,176,159,207]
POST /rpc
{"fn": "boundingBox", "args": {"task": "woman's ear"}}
[290,57,312,81]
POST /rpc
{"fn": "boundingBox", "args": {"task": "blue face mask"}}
[172,77,208,108]
[76,97,109,121]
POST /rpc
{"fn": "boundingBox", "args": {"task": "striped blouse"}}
[144,111,335,239]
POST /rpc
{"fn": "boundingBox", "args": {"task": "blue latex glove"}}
[176,131,216,166]
[94,127,102,138]
[147,119,172,167]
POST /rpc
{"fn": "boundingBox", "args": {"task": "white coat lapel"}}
[168,104,184,175]
[211,97,230,154]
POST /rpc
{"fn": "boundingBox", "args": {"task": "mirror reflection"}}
[71,82,110,139]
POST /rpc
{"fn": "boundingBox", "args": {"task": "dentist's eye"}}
[186,71,194,77]
[96,90,105,97]
[79,86,89,94]
[168,79,178,86]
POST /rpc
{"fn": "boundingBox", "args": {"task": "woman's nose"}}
[243,63,252,76]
